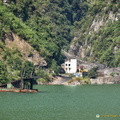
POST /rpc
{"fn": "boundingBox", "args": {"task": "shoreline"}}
[48,75,120,85]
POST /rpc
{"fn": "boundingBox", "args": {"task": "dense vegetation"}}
[0,0,120,84]
[72,0,120,67]
[7,0,88,63]
[0,0,87,84]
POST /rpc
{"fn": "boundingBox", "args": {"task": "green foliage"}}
[72,0,120,67]
[68,76,90,84]
[0,61,8,84]
[1,0,120,84]
[49,59,60,75]
[87,67,98,79]
[82,71,88,78]
[22,61,34,78]
[35,69,52,82]
[0,45,23,83]
[0,42,35,83]
[0,0,87,71]
[7,0,88,66]
[91,20,120,67]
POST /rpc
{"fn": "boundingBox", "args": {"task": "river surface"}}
[0,84,120,120]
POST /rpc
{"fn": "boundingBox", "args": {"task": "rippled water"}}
[0,84,120,120]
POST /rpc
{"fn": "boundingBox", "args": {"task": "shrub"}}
[87,67,98,79]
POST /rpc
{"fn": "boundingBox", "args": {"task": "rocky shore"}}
[90,67,120,84]
[90,76,120,84]
[49,75,72,85]
[62,50,120,85]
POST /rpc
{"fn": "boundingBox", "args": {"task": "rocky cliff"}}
[68,0,120,67]
[90,76,120,84]
[0,32,47,83]
[4,32,46,66]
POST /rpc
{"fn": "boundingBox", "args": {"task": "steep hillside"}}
[68,0,120,67]
[4,33,46,66]
[1,0,88,64]
[0,32,47,83]
[1,0,120,84]
[0,0,87,84]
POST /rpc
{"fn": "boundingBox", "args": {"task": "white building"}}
[64,59,77,73]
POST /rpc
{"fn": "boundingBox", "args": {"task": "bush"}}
[87,67,98,79]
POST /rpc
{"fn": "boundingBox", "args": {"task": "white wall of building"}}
[65,59,77,73]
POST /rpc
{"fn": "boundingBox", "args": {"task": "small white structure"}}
[64,59,77,73]
[2,0,9,5]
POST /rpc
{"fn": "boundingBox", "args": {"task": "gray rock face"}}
[97,67,120,77]
[68,42,82,57]
[62,50,106,70]
[68,10,120,63]
[5,33,47,67]
[90,76,120,84]
[78,62,107,70]
[91,67,120,84]
[89,15,104,32]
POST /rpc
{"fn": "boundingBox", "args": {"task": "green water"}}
[0,84,120,120]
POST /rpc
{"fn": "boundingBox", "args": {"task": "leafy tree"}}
[87,67,98,79]
[22,61,34,78]
[0,61,8,84]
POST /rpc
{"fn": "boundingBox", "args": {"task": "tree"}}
[87,67,98,79]
[0,61,8,84]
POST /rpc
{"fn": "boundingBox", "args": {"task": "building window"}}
[69,68,71,71]
[69,64,70,66]
[66,64,67,66]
